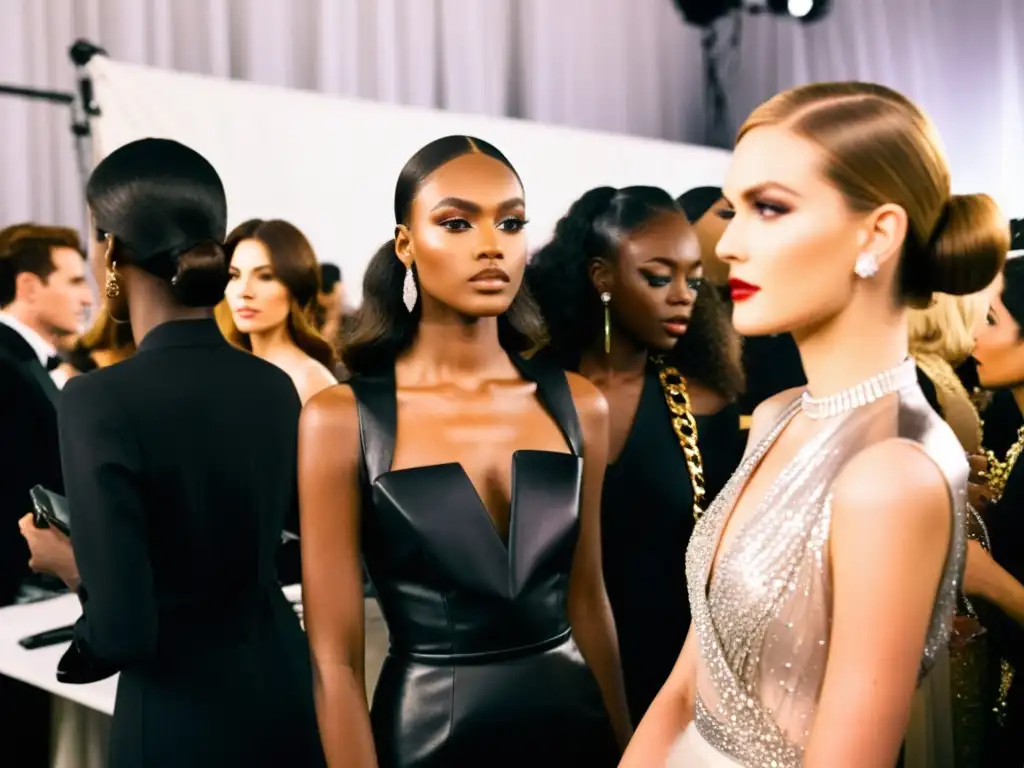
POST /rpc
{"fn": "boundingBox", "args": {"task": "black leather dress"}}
[349,356,618,768]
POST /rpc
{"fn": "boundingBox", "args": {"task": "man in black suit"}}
[0,223,92,766]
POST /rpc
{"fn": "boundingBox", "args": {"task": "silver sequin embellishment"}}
[685,389,967,767]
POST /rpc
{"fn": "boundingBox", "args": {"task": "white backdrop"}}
[88,55,730,292]
[1,0,1022,229]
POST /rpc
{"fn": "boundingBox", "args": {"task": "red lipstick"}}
[728,278,760,302]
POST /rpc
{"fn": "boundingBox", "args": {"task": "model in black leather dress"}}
[349,354,617,767]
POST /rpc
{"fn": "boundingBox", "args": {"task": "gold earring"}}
[105,260,121,299]
[601,291,611,354]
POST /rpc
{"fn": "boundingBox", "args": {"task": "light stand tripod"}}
[0,39,106,230]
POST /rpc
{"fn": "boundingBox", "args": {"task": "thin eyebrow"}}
[724,182,802,206]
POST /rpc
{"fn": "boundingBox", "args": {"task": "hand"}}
[18,514,80,592]
[968,481,997,514]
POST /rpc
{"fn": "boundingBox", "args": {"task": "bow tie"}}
[45,355,62,372]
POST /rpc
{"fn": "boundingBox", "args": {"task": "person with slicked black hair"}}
[19,138,324,767]
[300,135,629,767]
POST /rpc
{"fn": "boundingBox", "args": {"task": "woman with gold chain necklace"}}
[969,256,1024,767]
[525,186,745,724]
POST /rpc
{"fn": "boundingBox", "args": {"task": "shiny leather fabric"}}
[350,356,618,768]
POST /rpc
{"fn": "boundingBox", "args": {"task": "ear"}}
[587,258,614,295]
[14,271,42,302]
[394,225,413,269]
[859,203,908,268]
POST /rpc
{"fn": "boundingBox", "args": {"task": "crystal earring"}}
[600,291,611,354]
[854,252,879,279]
[105,261,121,299]
[402,265,418,312]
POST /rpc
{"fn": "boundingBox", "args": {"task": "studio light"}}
[765,0,832,22]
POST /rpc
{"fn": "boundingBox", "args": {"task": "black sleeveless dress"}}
[601,364,742,723]
[349,356,618,768]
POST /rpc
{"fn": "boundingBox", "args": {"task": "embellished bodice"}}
[686,382,968,767]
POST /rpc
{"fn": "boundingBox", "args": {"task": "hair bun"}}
[903,193,1009,304]
[171,240,229,308]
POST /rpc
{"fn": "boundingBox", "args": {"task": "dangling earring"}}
[854,252,879,279]
[601,291,611,354]
[103,233,120,299]
[402,265,418,312]
[105,263,121,299]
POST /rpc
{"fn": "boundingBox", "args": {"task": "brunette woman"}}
[525,186,744,723]
[217,218,337,404]
[298,135,630,767]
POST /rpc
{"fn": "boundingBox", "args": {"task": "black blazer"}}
[57,319,323,767]
[0,322,62,605]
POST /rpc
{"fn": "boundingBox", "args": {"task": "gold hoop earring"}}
[105,260,121,299]
[601,291,611,354]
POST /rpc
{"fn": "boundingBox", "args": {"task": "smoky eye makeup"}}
[640,270,672,287]
[753,199,790,217]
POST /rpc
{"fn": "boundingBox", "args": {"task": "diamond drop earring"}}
[854,253,879,279]
[402,265,418,312]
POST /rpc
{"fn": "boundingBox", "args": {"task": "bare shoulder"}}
[564,370,610,425]
[831,438,952,542]
[300,382,360,446]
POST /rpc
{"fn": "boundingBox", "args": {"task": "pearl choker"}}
[800,358,918,420]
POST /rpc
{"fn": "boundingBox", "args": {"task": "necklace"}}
[983,424,1024,502]
[801,357,918,420]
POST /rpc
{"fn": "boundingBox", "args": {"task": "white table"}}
[0,584,387,717]
[0,593,116,715]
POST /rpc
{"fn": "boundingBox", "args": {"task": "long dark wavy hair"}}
[216,218,336,368]
[526,185,744,400]
[342,136,546,375]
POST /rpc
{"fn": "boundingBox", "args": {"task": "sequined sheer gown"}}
[667,364,967,767]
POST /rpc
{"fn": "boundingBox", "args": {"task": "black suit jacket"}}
[0,322,62,605]
[57,319,322,767]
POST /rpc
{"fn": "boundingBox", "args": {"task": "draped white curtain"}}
[0,0,1022,230]
[721,0,1024,215]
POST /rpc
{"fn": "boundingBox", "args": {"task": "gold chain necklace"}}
[983,424,1024,501]
[655,363,707,521]
[980,421,1024,725]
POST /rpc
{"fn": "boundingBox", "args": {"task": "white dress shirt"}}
[0,311,67,389]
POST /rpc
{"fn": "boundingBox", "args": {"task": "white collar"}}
[0,312,57,366]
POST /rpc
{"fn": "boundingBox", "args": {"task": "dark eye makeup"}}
[438,215,527,233]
